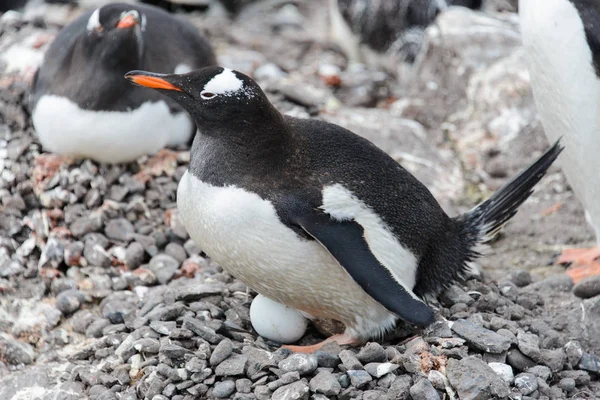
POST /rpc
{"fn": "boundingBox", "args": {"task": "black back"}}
[31,2,216,112]
[569,0,600,77]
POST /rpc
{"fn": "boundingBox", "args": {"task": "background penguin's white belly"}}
[520,0,600,241]
[32,95,193,163]
[177,171,398,338]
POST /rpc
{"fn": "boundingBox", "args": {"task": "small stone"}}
[564,340,583,367]
[427,370,446,390]
[446,357,510,399]
[488,362,514,384]
[211,339,234,367]
[70,216,103,238]
[86,318,111,338]
[185,357,207,373]
[213,380,236,398]
[148,254,179,284]
[165,242,187,263]
[0,333,35,364]
[514,373,538,395]
[271,381,309,400]
[83,235,111,268]
[451,319,511,353]
[364,362,399,378]
[538,348,565,372]
[176,284,224,302]
[134,338,160,353]
[125,242,145,268]
[517,330,541,360]
[507,349,537,372]
[526,365,551,381]
[278,354,318,376]
[510,270,532,287]
[314,351,340,368]
[347,370,372,388]
[388,375,412,400]
[64,242,84,267]
[56,289,84,315]
[160,343,191,361]
[236,378,252,394]
[409,378,441,400]
[105,218,134,242]
[440,285,474,306]
[182,318,221,344]
[339,350,363,370]
[578,352,600,373]
[557,370,590,386]
[215,354,248,376]
[531,274,574,292]
[357,342,387,363]
[309,370,341,396]
[558,377,576,392]
[150,321,176,336]
[573,276,600,299]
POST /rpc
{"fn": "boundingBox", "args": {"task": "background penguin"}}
[126,66,562,351]
[329,0,484,64]
[519,0,600,281]
[30,2,216,164]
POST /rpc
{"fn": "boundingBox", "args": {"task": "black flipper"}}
[295,211,435,327]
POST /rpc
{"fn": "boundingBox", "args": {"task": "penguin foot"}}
[283,333,361,353]
[557,246,600,283]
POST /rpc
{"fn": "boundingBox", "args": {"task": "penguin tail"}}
[455,139,563,256]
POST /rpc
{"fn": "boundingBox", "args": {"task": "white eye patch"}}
[86,8,101,31]
[202,68,244,96]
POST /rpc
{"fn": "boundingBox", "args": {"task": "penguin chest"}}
[176,171,397,336]
[31,95,193,163]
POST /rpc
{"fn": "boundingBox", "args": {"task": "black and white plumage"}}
[30,2,216,163]
[126,66,561,347]
[520,0,600,260]
[329,0,483,63]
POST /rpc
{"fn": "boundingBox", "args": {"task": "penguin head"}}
[125,66,280,131]
[84,3,147,69]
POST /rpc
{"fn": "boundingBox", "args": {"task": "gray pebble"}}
[271,380,309,400]
[573,276,600,299]
[215,354,248,376]
[357,342,386,363]
[364,362,399,378]
[0,333,35,364]
[56,289,84,315]
[558,377,576,392]
[213,380,236,398]
[279,354,318,376]
[514,373,538,395]
[125,242,145,268]
[339,350,363,370]
[451,319,511,353]
[347,369,372,388]
[409,378,441,400]
[309,370,341,396]
[510,270,532,287]
[148,254,179,284]
[165,242,188,263]
[105,218,134,242]
[210,338,234,367]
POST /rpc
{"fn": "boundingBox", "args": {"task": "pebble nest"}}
[1,1,600,400]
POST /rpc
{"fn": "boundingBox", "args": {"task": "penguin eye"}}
[201,91,216,100]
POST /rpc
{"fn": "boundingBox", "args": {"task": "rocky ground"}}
[1,0,600,399]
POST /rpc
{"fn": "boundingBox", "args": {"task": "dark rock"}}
[530,275,574,292]
[409,378,441,400]
[86,318,111,338]
[271,380,309,400]
[149,321,176,336]
[339,350,363,370]
[315,351,340,368]
[446,356,510,399]
[134,338,160,353]
[176,284,224,302]
[451,319,511,353]
[70,216,103,238]
[578,352,600,373]
[309,370,342,396]
[213,380,236,398]
[507,349,537,372]
[278,354,318,376]
[526,365,551,381]
[125,242,145,268]
[215,354,248,376]
[557,370,591,386]
[517,330,541,360]
[357,342,387,363]
[83,234,111,268]
[510,270,532,287]
[387,375,412,400]
[440,285,474,306]
[160,343,191,361]
[105,218,134,242]
[148,254,179,284]
[0,333,35,364]
[165,242,187,263]
[514,373,538,395]
[182,318,221,344]
[538,348,565,372]
[573,276,600,299]
[56,289,84,315]
[347,369,372,388]
[210,338,233,367]
[558,377,576,392]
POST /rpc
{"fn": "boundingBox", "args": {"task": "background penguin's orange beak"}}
[117,13,139,29]
[125,71,183,92]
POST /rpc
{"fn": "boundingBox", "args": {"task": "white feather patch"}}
[203,68,244,95]
[321,184,419,294]
[86,8,101,31]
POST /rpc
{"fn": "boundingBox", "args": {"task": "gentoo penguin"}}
[519,0,600,278]
[328,0,483,64]
[126,66,562,351]
[30,2,216,164]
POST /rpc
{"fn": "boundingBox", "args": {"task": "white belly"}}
[32,95,193,164]
[520,0,600,242]
[176,171,399,338]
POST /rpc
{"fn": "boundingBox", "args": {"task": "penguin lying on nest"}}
[520,0,600,282]
[126,66,562,352]
[30,2,216,165]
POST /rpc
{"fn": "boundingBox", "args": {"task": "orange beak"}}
[117,14,138,29]
[125,72,183,92]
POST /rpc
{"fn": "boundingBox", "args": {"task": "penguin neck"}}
[188,112,293,186]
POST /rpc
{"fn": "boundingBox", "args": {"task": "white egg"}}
[250,294,308,344]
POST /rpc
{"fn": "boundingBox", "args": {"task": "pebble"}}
[125,242,145,268]
[446,357,509,399]
[212,380,236,398]
[510,270,533,287]
[271,380,309,400]
[489,362,514,384]
[0,333,35,364]
[210,338,234,367]
[409,378,440,400]
[573,276,600,299]
[339,350,363,370]
[215,354,248,376]
[347,369,372,388]
[55,289,84,315]
[578,352,600,373]
[357,342,387,363]
[514,373,538,395]
[148,254,179,285]
[278,354,318,376]
[451,319,511,353]
[364,362,399,378]
[309,370,341,396]
[105,218,135,242]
